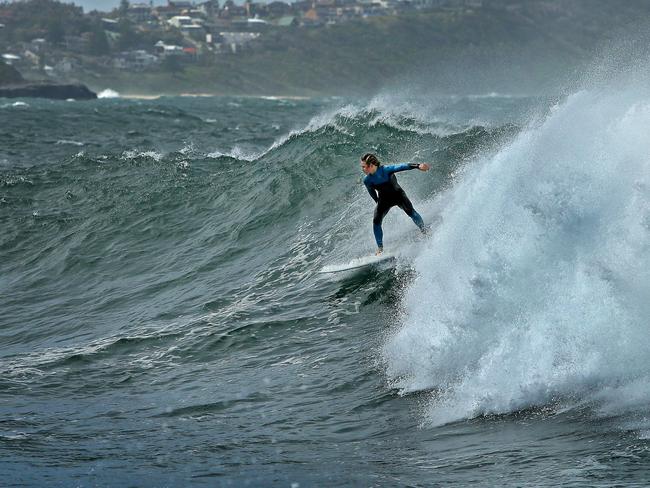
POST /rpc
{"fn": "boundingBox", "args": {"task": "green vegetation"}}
[161,54,185,77]
[0,0,172,52]
[0,0,87,44]
[90,2,650,96]
[219,2,649,95]
[2,0,650,96]
[0,61,24,85]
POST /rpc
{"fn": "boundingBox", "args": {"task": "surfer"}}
[360,153,430,254]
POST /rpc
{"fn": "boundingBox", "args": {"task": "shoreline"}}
[114,92,314,100]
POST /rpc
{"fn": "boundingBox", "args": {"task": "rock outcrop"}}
[0,82,97,100]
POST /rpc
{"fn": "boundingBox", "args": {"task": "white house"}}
[218,32,260,53]
[114,50,160,70]
[128,3,154,22]
[154,41,185,57]
[219,32,260,45]
[1,53,20,65]
[54,58,74,73]
[169,15,194,27]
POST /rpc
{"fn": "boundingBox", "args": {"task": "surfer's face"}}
[360,161,376,175]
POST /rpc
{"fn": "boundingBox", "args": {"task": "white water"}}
[383,84,650,430]
[98,89,120,99]
[319,253,396,273]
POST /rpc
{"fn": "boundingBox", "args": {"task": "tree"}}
[0,61,25,86]
[87,23,110,56]
[161,55,184,77]
[45,18,65,45]
[119,0,130,18]
[117,19,139,50]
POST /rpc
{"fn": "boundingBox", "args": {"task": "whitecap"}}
[207,146,260,162]
[56,140,85,146]
[121,150,164,162]
[1,101,29,108]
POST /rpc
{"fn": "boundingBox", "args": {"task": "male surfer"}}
[360,153,430,254]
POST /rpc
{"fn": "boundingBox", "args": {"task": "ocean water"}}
[1,87,650,487]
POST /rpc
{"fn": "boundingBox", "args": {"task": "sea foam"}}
[383,83,650,430]
[98,89,120,99]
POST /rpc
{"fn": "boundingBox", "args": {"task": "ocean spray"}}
[383,83,650,430]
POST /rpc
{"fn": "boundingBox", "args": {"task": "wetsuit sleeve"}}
[364,181,379,202]
[385,163,420,174]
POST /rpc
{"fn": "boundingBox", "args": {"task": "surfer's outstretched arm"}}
[385,163,430,174]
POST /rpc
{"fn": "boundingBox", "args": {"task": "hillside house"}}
[218,31,260,52]
[64,35,90,53]
[274,16,298,26]
[154,41,185,58]
[127,3,154,22]
[28,38,47,54]
[219,2,247,18]
[169,15,194,27]
[180,23,206,40]
[1,53,20,65]
[114,50,159,70]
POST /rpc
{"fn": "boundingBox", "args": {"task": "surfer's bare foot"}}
[376,248,383,256]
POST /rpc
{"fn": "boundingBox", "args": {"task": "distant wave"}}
[214,99,508,167]
[206,146,260,162]
[1,101,29,109]
[56,139,85,146]
[120,149,164,162]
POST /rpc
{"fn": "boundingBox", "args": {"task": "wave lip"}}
[383,87,650,430]
[1,101,30,108]
[207,146,260,162]
[56,139,84,146]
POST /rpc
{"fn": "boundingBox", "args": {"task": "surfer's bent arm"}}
[385,163,424,174]
[364,182,379,203]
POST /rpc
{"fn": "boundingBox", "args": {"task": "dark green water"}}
[2,92,650,487]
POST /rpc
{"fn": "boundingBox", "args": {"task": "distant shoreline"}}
[115,92,313,100]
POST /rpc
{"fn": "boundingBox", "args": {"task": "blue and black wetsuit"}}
[363,163,425,249]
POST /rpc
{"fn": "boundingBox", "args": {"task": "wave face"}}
[383,84,650,431]
[0,95,514,359]
[3,92,650,486]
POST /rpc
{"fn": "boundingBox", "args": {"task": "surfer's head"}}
[360,153,380,175]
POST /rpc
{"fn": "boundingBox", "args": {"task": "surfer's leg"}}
[410,210,425,231]
[398,194,425,232]
[373,201,391,250]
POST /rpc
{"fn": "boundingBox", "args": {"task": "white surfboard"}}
[319,253,396,273]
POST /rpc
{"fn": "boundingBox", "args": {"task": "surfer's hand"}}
[418,163,430,171]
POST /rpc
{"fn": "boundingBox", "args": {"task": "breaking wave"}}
[383,81,650,433]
